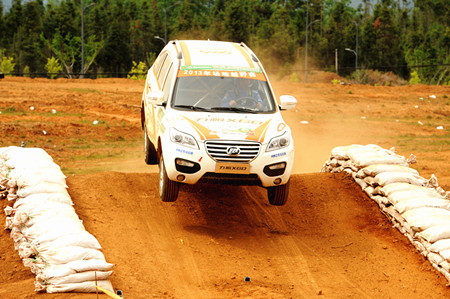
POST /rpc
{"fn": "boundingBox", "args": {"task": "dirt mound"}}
[1,172,449,298]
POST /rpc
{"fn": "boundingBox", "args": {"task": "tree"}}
[224,0,249,43]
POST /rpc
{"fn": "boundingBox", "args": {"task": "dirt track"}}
[0,77,449,298]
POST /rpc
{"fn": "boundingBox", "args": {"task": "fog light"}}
[273,178,282,185]
[269,162,286,170]
[176,175,185,181]
[176,158,194,167]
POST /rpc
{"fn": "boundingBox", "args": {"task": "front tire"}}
[267,180,290,206]
[159,155,179,202]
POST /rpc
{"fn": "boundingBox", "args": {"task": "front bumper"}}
[162,139,294,187]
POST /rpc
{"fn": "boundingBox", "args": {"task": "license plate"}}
[216,162,250,174]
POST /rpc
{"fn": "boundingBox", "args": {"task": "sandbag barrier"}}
[321,144,450,284]
[0,146,115,294]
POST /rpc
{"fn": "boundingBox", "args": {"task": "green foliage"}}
[45,57,63,79]
[0,55,16,75]
[290,73,299,83]
[409,71,421,85]
[0,0,447,84]
[23,66,30,77]
[127,61,147,80]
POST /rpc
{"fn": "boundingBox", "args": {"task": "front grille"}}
[205,140,261,162]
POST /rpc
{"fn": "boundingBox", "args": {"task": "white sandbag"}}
[34,233,102,251]
[387,190,444,206]
[20,218,85,242]
[347,148,408,168]
[44,271,113,285]
[330,144,364,160]
[16,182,68,198]
[35,260,114,280]
[394,197,450,214]
[440,250,450,262]
[9,168,67,188]
[13,193,73,208]
[381,183,443,198]
[38,246,106,265]
[362,164,419,177]
[43,279,114,293]
[363,176,375,186]
[429,239,450,253]
[418,226,450,243]
[440,261,450,272]
[364,186,375,196]
[12,202,78,227]
[354,178,368,189]
[374,172,428,187]
[0,146,53,163]
[428,252,445,265]
[402,207,450,232]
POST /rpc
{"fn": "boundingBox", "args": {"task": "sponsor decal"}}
[277,123,286,132]
[198,157,203,162]
[194,118,263,125]
[271,152,287,158]
[181,65,261,73]
[176,148,194,155]
[177,69,265,81]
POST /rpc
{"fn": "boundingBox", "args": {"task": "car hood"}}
[168,111,289,143]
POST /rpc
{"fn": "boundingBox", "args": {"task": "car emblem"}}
[226,146,240,156]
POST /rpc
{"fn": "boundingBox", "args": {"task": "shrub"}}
[290,73,299,82]
[45,57,62,79]
[0,56,16,75]
[23,66,30,77]
[127,61,147,80]
[409,71,421,85]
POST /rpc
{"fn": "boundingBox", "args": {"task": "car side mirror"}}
[279,95,297,110]
[145,91,165,106]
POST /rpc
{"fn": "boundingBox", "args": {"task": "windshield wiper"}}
[173,105,212,111]
[210,106,258,113]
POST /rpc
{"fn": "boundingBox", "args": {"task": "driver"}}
[221,78,263,109]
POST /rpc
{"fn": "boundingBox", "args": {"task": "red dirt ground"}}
[0,76,449,298]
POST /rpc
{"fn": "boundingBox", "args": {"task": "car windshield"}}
[171,76,276,113]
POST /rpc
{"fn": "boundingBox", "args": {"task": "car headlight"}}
[266,133,290,152]
[170,128,199,149]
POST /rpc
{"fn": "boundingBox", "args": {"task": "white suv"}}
[141,40,297,205]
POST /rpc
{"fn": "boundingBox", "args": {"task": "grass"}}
[69,88,101,93]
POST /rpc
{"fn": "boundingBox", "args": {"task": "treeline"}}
[0,0,448,84]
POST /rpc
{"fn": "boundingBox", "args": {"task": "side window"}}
[162,63,175,103]
[157,55,172,89]
[153,53,165,77]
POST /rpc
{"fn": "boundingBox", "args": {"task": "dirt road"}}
[1,172,449,298]
[0,77,449,298]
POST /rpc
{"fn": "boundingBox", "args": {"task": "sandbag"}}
[13,193,73,207]
[17,182,68,198]
[38,246,106,265]
[374,172,428,187]
[381,183,443,198]
[387,190,443,206]
[429,239,450,253]
[419,227,450,243]
[402,208,450,232]
[362,164,419,177]
[394,197,450,214]
[43,279,114,293]
[35,260,114,280]
[42,270,113,285]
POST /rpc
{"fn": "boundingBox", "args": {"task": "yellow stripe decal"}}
[183,116,219,140]
[179,41,191,66]
[233,44,255,69]
[246,119,271,143]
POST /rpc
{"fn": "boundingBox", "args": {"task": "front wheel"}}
[159,155,179,202]
[267,181,290,206]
